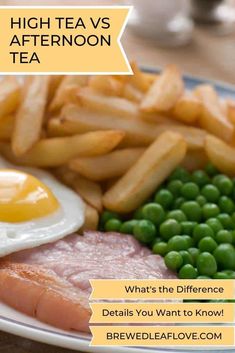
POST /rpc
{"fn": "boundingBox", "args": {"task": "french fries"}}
[171,92,202,124]
[54,166,102,212]
[181,150,208,171]
[0,62,234,225]
[69,148,145,181]
[0,76,20,120]
[49,75,88,112]
[80,203,99,232]
[140,65,184,112]
[103,132,187,213]
[12,76,50,156]
[205,135,235,175]
[226,99,235,126]
[72,176,103,212]
[76,87,140,117]
[89,76,123,96]
[0,114,14,141]
[195,85,234,142]
[0,131,124,167]
[56,105,205,150]
[130,61,151,92]
[48,75,64,103]
[122,84,144,103]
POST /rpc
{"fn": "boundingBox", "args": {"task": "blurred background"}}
[1,0,235,84]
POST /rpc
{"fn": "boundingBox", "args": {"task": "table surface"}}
[0,0,235,352]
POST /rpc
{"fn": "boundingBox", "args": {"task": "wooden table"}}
[0,1,235,352]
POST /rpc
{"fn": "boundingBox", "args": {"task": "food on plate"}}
[0,114,14,141]
[194,84,234,142]
[103,131,187,213]
[0,76,20,119]
[181,150,208,171]
[205,135,235,175]
[49,75,88,112]
[55,104,205,149]
[101,164,235,279]
[0,231,177,332]
[12,76,50,156]
[171,92,202,124]
[140,65,184,112]
[69,148,145,181]
[0,130,125,167]
[0,156,84,257]
[80,204,99,231]
[0,63,235,333]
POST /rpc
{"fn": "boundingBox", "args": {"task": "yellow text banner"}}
[0,6,131,74]
[90,279,235,300]
[90,326,234,346]
[90,302,234,324]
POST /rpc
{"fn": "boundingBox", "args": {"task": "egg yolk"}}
[0,169,59,222]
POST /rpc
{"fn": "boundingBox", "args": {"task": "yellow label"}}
[90,326,234,346]
[0,6,131,74]
[90,302,234,324]
[90,279,235,300]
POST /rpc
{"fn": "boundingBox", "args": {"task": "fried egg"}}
[0,157,84,257]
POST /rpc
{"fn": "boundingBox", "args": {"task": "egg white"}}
[0,157,85,257]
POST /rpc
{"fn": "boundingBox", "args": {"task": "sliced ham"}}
[0,231,176,332]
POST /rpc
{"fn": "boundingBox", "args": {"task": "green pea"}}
[181,182,200,200]
[181,221,196,236]
[213,243,235,270]
[213,272,230,279]
[179,264,198,279]
[213,174,233,195]
[198,237,217,253]
[205,163,219,177]
[142,203,165,226]
[232,212,235,224]
[169,167,191,183]
[166,210,187,222]
[133,220,156,244]
[167,235,189,252]
[231,230,235,245]
[197,252,217,276]
[202,203,220,219]
[133,207,144,220]
[221,270,235,279]
[206,218,223,234]
[164,251,183,271]
[181,201,202,222]
[196,195,207,207]
[173,197,186,209]
[181,235,194,248]
[197,275,211,279]
[159,219,181,241]
[152,242,168,256]
[201,184,220,203]
[218,196,235,214]
[188,247,200,265]
[154,189,173,209]
[216,230,233,244]
[105,219,122,232]
[217,213,235,230]
[192,170,210,187]
[193,223,215,243]
[100,210,120,226]
[120,220,138,234]
[179,250,194,265]
[167,180,183,197]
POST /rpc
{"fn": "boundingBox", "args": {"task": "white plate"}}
[0,71,235,353]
